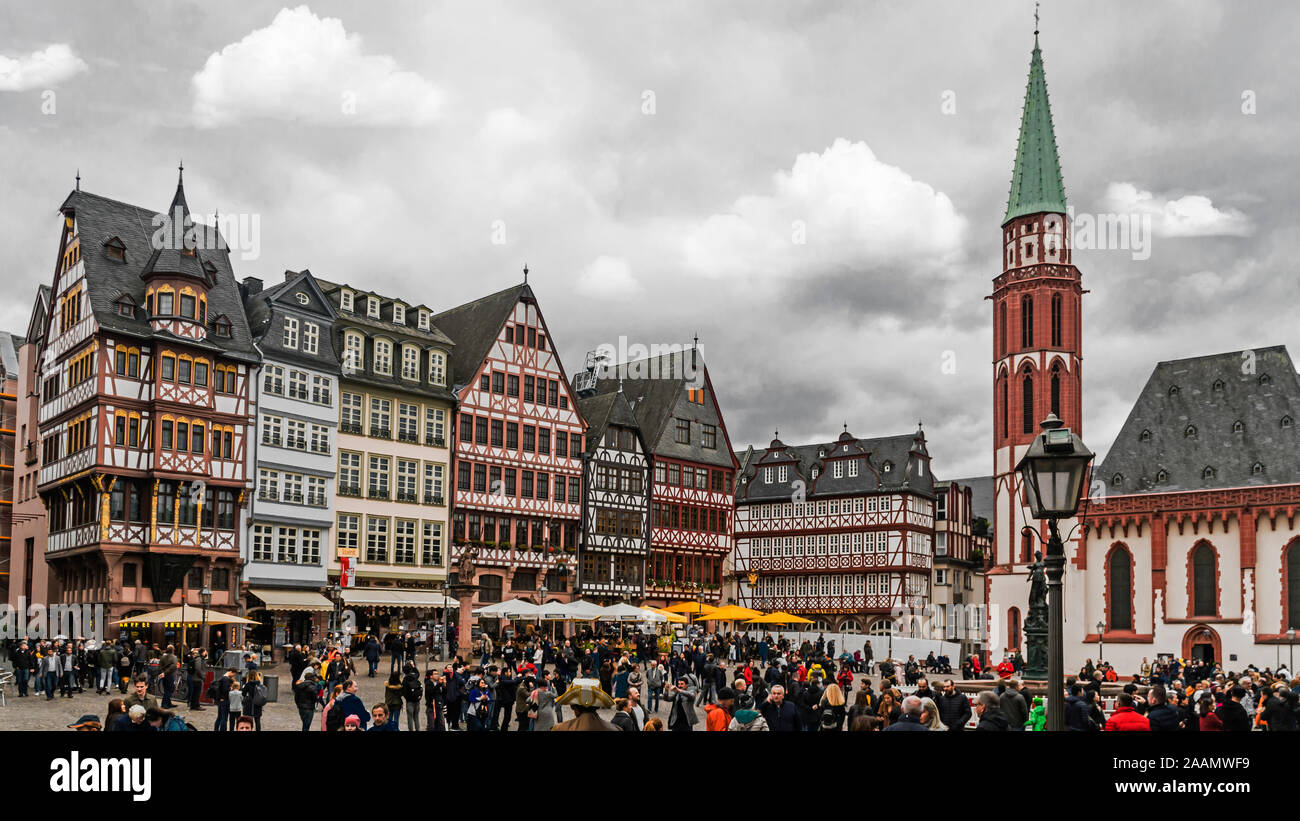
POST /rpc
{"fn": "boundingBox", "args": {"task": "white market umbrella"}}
[557,600,608,621]
[598,603,664,622]
[473,599,538,618]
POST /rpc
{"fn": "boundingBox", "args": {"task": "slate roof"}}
[576,388,645,456]
[735,427,934,502]
[58,185,259,363]
[243,270,342,373]
[0,330,22,378]
[582,348,737,469]
[430,283,529,391]
[1097,345,1300,494]
[1003,35,1068,224]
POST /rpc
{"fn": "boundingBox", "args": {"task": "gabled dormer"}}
[102,235,127,263]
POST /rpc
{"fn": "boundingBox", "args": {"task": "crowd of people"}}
[5,628,1300,732]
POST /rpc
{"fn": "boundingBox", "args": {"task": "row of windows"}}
[338,291,433,333]
[341,331,446,386]
[145,285,207,324]
[456,461,582,503]
[752,531,892,557]
[264,366,332,405]
[262,415,330,454]
[750,496,894,520]
[452,513,576,549]
[653,461,731,493]
[338,452,445,503]
[756,573,895,597]
[603,426,638,452]
[647,552,722,587]
[593,464,645,494]
[578,552,644,586]
[337,514,444,566]
[257,469,330,506]
[457,412,581,457]
[340,393,447,444]
[478,370,568,409]
[280,316,321,354]
[672,417,717,448]
[104,481,237,529]
[997,292,1074,358]
[592,507,644,538]
[251,524,323,565]
[650,502,730,534]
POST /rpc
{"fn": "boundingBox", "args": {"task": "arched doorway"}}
[1181,624,1221,664]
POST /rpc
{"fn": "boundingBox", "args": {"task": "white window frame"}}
[302,322,319,354]
[283,317,299,349]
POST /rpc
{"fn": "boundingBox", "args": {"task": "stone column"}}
[456,584,476,662]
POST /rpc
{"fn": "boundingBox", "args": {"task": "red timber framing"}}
[439,284,584,605]
[36,179,255,628]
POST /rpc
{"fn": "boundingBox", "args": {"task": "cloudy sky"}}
[2,1,1296,479]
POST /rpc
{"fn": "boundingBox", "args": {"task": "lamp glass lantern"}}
[199,586,212,607]
[1014,414,1095,520]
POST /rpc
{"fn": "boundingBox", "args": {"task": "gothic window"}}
[1020,295,1034,348]
[1050,293,1062,346]
[1050,362,1062,417]
[1191,542,1216,617]
[999,302,1008,358]
[1287,540,1300,630]
[999,373,1008,440]
[1107,546,1133,631]
[1022,369,1035,434]
[1007,607,1022,651]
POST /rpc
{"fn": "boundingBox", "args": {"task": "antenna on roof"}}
[523,263,529,284]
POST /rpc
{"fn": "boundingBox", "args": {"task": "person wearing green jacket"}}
[1026,695,1047,731]
[97,642,118,694]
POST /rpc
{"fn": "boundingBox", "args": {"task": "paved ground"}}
[0,656,947,731]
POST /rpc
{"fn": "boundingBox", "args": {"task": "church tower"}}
[988,27,1086,650]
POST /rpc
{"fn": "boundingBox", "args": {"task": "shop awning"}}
[340,588,457,608]
[248,589,335,613]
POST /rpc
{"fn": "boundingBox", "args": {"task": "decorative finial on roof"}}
[843,422,848,433]
[523,263,529,283]
[1034,1,1040,41]
[178,159,184,183]
[75,169,80,191]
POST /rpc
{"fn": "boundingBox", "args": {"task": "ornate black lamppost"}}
[1015,413,1094,732]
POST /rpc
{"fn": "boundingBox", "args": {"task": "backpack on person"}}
[820,707,838,729]
[162,714,191,731]
[251,682,268,708]
[403,676,423,702]
[206,678,221,701]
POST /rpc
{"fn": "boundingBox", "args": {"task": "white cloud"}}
[575,255,642,300]
[682,138,966,279]
[0,44,88,92]
[1100,182,1253,237]
[191,5,441,128]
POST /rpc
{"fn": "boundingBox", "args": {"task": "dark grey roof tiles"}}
[59,189,259,362]
[737,429,934,501]
[1097,345,1300,494]
[431,283,529,390]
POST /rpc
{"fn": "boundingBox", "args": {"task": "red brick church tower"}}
[987,26,1086,654]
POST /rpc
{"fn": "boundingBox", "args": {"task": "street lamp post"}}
[1015,413,1094,733]
[1288,628,1296,673]
[1096,620,1104,664]
[199,586,212,655]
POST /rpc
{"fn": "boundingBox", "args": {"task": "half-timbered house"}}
[433,281,585,609]
[37,172,259,637]
[573,384,651,602]
[240,270,340,642]
[9,288,53,610]
[732,427,935,633]
[587,346,737,608]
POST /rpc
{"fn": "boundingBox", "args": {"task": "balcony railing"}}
[285,491,304,504]
[368,488,390,500]
[424,493,445,506]
[425,436,446,448]
[258,490,278,501]
[396,491,418,503]
[340,422,363,435]
[262,434,281,447]
[397,431,419,444]
[338,484,361,498]
[306,494,327,507]
[290,437,307,450]
[369,427,391,440]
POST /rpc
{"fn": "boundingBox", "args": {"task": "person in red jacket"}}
[996,658,1015,679]
[836,665,854,695]
[1104,693,1151,731]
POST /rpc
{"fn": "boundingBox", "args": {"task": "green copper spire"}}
[1002,31,1067,225]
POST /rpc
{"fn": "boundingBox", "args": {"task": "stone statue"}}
[457,546,477,582]
[1027,550,1047,614]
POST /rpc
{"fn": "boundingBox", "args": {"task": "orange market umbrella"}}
[692,604,761,622]
[662,601,718,616]
[641,606,688,624]
[744,611,815,625]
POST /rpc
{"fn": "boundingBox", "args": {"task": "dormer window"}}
[1184,425,1197,439]
[1212,379,1225,393]
[418,310,430,330]
[213,316,232,338]
[1168,385,1180,397]
[1202,466,1216,480]
[340,290,354,312]
[1282,415,1294,429]
[1252,461,1265,475]
[393,304,406,325]
[1139,429,1152,442]
[1232,420,1244,434]
[1156,469,1168,482]
[103,236,126,262]
[367,297,380,319]
[1259,373,1272,386]
[882,461,893,474]
[1111,473,1123,487]
[810,467,819,480]
[115,295,135,318]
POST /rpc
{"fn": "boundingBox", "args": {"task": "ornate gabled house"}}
[1076,347,1300,669]
[573,383,651,603]
[986,30,1087,664]
[587,346,737,607]
[239,270,341,643]
[433,281,585,610]
[314,278,456,630]
[931,476,992,660]
[37,171,260,640]
[732,427,935,632]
